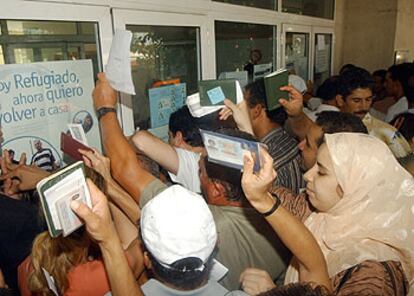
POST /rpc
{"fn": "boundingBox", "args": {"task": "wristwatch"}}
[96,107,116,120]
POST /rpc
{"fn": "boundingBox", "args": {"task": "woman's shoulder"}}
[65,259,111,296]
[332,260,408,296]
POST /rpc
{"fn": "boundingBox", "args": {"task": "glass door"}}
[312,27,333,93]
[282,24,311,81]
[113,10,210,136]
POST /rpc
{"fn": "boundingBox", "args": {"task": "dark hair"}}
[372,69,387,82]
[205,128,257,202]
[316,111,368,136]
[404,71,414,103]
[245,78,288,125]
[393,64,414,103]
[337,67,375,99]
[387,63,414,90]
[258,282,331,296]
[145,249,215,290]
[250,49,262,60]
[169,106,203,147]
[316,76,339,102]
[339,63,356,75]
[390,113,414,141]
[194,109,237,132]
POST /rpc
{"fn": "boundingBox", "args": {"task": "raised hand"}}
[71,179,116,245]
[279,85,304,117]
[241,148,276,214]
[79,148,112,181]
[219,99,254,135]
[240,268,276,295]
[92,73,118,110]
[0,150,50,192]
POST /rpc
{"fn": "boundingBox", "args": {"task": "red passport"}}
[60,132,93,162]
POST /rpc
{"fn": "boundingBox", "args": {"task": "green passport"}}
[199,79,238,106]
[264,69,289,111]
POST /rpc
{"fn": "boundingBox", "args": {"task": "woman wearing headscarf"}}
[240,133,414,295]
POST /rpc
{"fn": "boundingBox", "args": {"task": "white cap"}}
[289,74,307,94]
[141,185,217,268]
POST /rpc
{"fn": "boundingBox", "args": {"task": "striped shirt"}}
[30,148,56,172]
[261,127,305,194]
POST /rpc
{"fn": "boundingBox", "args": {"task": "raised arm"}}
[79,148,140,224]
[132,130,179,175]
[240,149,331,293]
[71,180,143,296]
[279,85,316,141]
[219,99,254,136]
[92,73,155,202]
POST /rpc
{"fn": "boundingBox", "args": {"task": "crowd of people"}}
[0,61,414,296]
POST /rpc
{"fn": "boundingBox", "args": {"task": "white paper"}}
[186,93,222,118]
[68,123,88,146]
[44,168,91,233]
[253,63,273,81]
[317,35,326,51]
[209,259,229,282]
[56,182,90,237]
[42,268,59,296]
[105,29,136,95]
[186,81,243,118]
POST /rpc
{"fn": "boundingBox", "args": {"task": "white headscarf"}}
[286,133,414,289]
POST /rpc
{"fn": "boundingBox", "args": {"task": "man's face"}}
[340,88,373,119]
[198,154,215,202]
[168,131,178,147]
[298,124,324,171]
[243,91,261,129]
[384,72,399,97]
[251,51,261,64]
[373,75,384,94]
[35,141,42,151]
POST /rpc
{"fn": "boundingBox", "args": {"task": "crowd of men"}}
[0,61,413,296]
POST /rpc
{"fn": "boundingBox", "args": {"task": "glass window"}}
[285,32,309,80]
[6,20,77,35]
[13,48,34,64]
[282,0,335,19]
[126,25,200,129]
[213,0,277,10]
[313,33,332,93]
[215,21,276,85]
[40,47,64,61]
[0,20,100,77]
[0,46,4,64]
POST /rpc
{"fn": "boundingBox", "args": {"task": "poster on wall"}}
[0,60,100,169]
[148,83,186,129]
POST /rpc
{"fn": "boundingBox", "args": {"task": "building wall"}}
[333,0,345,74]
[339,0,398,73]
[394,0,414,62]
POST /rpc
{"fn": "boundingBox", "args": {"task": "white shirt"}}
[168,148,201,193]
[304,104,340,122]
[385,96,408,122]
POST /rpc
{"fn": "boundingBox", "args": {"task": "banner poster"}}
[0,60,100,168]
[148,83,186,129]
